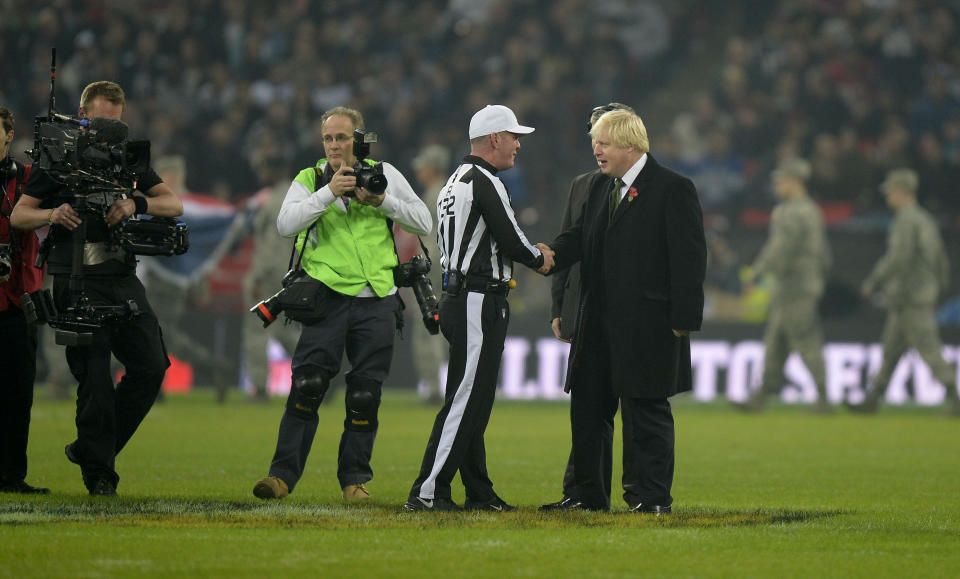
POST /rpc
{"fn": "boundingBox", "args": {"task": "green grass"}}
[2,390,959,578]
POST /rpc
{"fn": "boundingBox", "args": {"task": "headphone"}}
[0,156,16,175]
[586,103,630,133]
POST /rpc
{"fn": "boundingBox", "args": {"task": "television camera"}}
[21,49,188,346]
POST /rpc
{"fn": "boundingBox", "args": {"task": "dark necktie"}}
[608,178,624,219]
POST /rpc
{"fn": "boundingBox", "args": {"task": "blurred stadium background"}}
[3,0,959,404]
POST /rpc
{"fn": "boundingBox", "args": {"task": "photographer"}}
[11,81,183,496]
[0,105,49,495]
[252,106,430,501]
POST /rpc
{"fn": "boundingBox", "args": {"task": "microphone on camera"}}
[51,113,89,128]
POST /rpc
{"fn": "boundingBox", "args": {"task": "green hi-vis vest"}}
[294,159,398,297]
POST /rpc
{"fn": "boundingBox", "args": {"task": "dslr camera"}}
[394,254,440,335]
[345,129,387,197]
[250,268,307,328]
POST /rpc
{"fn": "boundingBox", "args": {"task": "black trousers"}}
[53,274,169,489]
[560,396,639,504]
[409,291,508,502]
[268,294,397,490]
[0,308,38,483]
[568,312,675,509]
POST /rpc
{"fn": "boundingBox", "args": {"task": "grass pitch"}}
[2,390,959,577]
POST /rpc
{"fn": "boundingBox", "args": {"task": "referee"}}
[404,105,551,511]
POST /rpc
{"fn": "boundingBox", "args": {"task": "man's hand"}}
[860,283,872,300]
[672,329,691,338]
[355,187,385,207]
[105,197,137,227]
[50,202,82,230]
[551,317,570,343]
[536,243,555,274]
[328,163,357,197]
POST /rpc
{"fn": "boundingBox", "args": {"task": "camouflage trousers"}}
[243,309,301,397]
[761,296,827,397]
[872,304,958,399]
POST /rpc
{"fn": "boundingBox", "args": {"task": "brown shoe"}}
[342,483,371,500]
[253,476,289,499]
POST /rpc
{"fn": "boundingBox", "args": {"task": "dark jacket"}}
[550,170,604,340]
[551,155,706,398]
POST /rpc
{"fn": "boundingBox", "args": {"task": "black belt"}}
[443,272,511,296]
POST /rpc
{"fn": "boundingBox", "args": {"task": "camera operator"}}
[11,81,183,496]
[252,106,430,501]
[0,105,49,495]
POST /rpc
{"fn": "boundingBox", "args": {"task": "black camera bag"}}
[277,274,336,324]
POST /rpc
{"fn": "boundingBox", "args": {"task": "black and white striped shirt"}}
[436,155,543,282]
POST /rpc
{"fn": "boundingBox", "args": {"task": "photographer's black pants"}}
[408,291,508,503]
[53,274,169,490]
[0,308,38,484]
[268,293,397,491]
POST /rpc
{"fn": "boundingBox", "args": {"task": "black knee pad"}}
[344,380,381,432]
[286,369,330,419]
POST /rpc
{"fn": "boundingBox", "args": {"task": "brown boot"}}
[342,483,371,500]
[253,476,289,499]
[811,397,834,413]
[945,384,960,417]
[734,387,766,412]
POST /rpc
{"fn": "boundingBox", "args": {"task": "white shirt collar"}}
[616,154,647,199]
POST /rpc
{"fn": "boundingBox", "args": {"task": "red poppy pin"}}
[627,187,639,201]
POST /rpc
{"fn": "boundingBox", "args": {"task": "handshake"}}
[535,243,555,275]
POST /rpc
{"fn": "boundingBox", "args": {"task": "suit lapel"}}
[609,155,657,227]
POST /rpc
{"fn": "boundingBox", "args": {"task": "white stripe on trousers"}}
[419,292,484,499]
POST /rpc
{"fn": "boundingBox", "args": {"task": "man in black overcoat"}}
[541,109,706,513]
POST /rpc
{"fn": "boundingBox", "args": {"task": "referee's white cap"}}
[469,105,535,139]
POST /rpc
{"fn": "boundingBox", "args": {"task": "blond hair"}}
[589,109,649,153]
[80,81,126,111]
[321,106,365,131]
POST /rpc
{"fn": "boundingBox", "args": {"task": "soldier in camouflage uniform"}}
[739,158,833,412]
[243,180,303,400]
[143,156,233,402]
[850,169,960,415]
[409,144,450,404]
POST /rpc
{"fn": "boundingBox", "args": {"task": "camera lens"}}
[251,295,283,328]
[359,171,387,194]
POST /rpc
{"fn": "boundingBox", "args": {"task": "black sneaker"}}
[89,478,117,496]
[65,442,81,465]
[402,496,462,511]
[0,480,51,494]
[465,496,516,512]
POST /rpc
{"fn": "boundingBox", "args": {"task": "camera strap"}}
[287,165,330,273]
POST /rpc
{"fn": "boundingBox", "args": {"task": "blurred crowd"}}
[1,0,704,241]
[3,0,958,323]
[664,0,960,218]
[3,1,958,227]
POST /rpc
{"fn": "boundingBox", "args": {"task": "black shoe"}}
[630,503,671,515]
[0,480,51,494]
[402,496,462,511]
[465,496,516,512]
[65,442,81,466]
[539,497,573,511]
[538,497,606,512]
[89,478,117,496]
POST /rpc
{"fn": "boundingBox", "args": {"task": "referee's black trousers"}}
[409,291,508,503]
[0,308,38,484]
